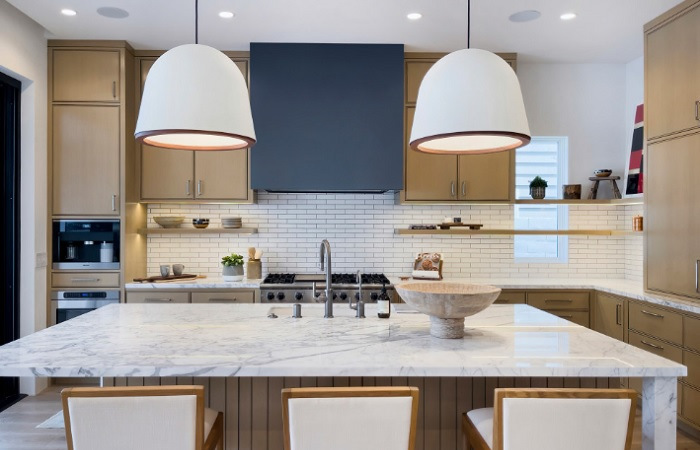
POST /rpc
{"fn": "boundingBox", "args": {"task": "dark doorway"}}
[0,71,23,411]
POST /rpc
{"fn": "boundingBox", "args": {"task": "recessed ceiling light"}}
[61,8,77,16]
[97,7,129,19]
[560,12,577,20]
[407,12,422,20]
[219,11,235,19]
[509,10,541,23]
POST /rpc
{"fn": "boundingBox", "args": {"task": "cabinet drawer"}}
[191,291,255,304]
[683,384,700,427]
[53,272,120,288]
[684,315,700,353]
[629,302,683,345]
[629,331,683,364]
[545,310,590,327]
[127,292,190,304]
[527,292,590,310]
[685,351,700,388]
[494,291,526,304]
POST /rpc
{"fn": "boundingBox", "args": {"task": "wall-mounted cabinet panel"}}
[194,150,249,200]
[52,49,120,102]
[141,146,194,200]
[52,105,120,215]
[457,151,512,201]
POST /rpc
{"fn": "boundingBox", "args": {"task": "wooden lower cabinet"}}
[525,290,590,327]
[494,290,526,304]
[191,291,256,303]
[52,272,120,288]
[126,291,190,304]
[593,292,625,341]
[628,301,683,346]
[683,383,700,427]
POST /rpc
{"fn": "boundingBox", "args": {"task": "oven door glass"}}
[56,308,94,324]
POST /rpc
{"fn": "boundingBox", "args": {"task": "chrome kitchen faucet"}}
[319,240,333,318]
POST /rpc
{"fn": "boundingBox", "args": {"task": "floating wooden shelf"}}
[514,198,643,205]
[395,229,642,236]
[138,227,258,235]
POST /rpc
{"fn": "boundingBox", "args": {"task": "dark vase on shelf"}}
[530,187,546,199]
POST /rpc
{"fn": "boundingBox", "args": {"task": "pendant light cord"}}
[467,0,471,49]
[195,0,199,44]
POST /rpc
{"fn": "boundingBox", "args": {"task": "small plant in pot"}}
[529,176,548,200]
[221,253,245,281]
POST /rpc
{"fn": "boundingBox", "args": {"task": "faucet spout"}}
[319,240,333,318]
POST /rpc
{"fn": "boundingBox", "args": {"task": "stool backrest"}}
[61,386,205,450]
[282,386,419,450]
[493,388,637,450]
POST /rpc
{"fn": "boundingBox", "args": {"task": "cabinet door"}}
[458,151,512,201]
[593,292,624,341]
[191,291,255,303]
[141,146,194,200]
[646,134,700,298]
[404,107,458,201]
[646,3,700,140]
[405,61,434,104]
[52,50,120,102]
[52,105,120,215]
[194,150,249,200]
[126,292,190,304]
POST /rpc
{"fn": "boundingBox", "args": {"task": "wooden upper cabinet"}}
[405,61,434,104]
[645,133,700,298]
[52,105,120,215]
[141,146,194,200]
[404,107,458,201]
[458,151,512,201]
[52,50,120,102]
[645,1,700,140]
[195,150,249,200]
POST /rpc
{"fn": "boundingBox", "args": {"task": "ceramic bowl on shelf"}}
[154,216,185,228]
[192,218,210,229]
[594,169,613,177]
[221,217,242,229]
[395,282,501,339]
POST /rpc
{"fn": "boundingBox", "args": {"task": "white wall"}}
[0,0,48,395]
[623,56,644,194]
[518,63,628,199]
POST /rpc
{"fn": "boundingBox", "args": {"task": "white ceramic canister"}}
[100,242,114,262]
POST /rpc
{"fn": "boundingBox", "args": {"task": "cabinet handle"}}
[111,194,117,212]
[71,278,100,282]
[112,81,116,99]
[557,314,573,319]
[145,298,172,303]
[197,180,202,197]
[186,180,191,196]
[545,299,573,303]
[461,181,466,197]
[696,260,699,293]
[696,100,700,122]
[209,298,237,303]
[640,309,664,319]
[615,304,622,326]
[450,181,456,197]
[640,340,664,351]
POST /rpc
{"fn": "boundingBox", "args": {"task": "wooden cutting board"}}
[132,274,204,283]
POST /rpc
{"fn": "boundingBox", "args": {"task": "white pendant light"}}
[410,0,530,154]
[135,1,255,151]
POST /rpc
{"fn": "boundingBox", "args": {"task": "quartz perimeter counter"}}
[0,303,684,449]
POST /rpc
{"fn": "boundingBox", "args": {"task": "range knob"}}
[370,292,379,301]
[332,293,338,300]
[294,292,303,301]
[266,292,275,301]
[339,292,348,301]
[277,292,286,301]
[354,292,361,300]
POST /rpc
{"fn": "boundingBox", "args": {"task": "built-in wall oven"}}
[52,219,120,270]
[50,290,120,325]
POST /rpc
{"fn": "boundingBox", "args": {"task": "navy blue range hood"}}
[250,43,404,193]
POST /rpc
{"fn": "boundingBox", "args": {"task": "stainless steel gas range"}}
[260,273,394,304]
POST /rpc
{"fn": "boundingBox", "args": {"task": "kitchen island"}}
[0,303,685,450]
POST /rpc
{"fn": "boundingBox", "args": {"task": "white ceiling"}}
[6,0,684,63]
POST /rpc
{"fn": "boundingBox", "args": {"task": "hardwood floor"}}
[1,387,699,449]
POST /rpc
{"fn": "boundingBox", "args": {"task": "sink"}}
[395,282,501,339]
[268,304,360,318]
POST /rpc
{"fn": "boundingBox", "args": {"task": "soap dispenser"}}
[377,283,391,319]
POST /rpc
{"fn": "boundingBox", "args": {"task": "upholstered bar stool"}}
[61,385,223,450]
[462,388,637,450]
[282,386,419,450]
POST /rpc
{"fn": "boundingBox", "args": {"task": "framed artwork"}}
[625,104,644,196]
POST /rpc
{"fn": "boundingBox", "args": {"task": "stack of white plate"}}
[221,217,243,229]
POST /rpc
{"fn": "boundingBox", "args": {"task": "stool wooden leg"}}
[588,180,600,199]
[611,180,622,199]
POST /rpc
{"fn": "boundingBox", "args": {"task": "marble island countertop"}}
[0,303,685,379]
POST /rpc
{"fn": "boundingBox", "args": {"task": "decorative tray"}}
[438,223,483,230]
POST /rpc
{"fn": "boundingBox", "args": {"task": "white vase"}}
[222,265,244,281]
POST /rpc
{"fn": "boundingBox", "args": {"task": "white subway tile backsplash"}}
[145,193,644,281]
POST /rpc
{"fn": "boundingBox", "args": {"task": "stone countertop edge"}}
[125,276,700,316]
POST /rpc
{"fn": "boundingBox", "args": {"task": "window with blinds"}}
[514,137,569,262]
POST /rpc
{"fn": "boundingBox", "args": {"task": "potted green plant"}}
[529,176,548,199]
[221,253,245,281]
